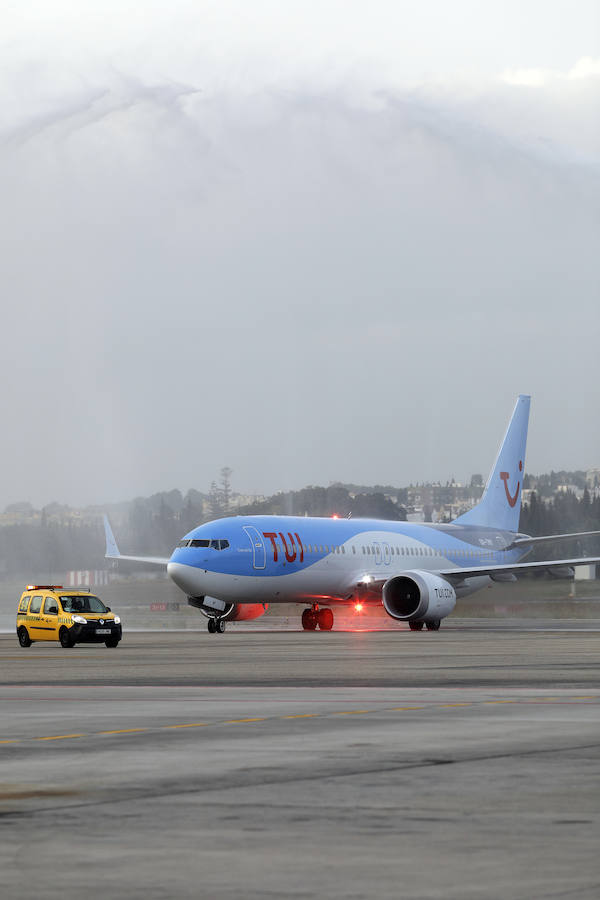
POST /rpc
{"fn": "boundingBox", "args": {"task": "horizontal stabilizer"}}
[506,531,600,550]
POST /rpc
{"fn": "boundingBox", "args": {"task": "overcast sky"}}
[1,1,599,507]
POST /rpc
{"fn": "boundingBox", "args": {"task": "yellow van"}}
[17,586,122,648]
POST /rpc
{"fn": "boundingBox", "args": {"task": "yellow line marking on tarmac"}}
[438,703,471,708]
[165,723,208,729]
[4,696,596,746]
[282,714,318,719]
[98,728,146,735]
[224,718,266,724]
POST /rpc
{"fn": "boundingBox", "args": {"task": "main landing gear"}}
[301,604,334,631]
[409,620,441,631]
[207,617,226,634]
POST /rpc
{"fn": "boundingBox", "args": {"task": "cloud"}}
[0,53,599,505]
[502,55,600,86]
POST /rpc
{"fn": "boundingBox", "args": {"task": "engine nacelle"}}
[382,571,456,623]
[188,596,268,622]
[230,602,269,622]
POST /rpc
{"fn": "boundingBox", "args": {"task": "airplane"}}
[104,395,600,633]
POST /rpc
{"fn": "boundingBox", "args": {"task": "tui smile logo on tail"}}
[499,460,522,508]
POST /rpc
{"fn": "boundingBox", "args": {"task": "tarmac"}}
[1,623,599,899]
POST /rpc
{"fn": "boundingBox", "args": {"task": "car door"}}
[27,595,44,639]
[41,595,60,641]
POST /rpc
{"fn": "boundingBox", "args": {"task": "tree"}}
[220,467,233,514]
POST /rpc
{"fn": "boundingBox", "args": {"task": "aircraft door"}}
[243,526,266,570]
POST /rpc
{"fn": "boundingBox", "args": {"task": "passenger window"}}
[18,598,29,613]
[29,596,42,614]
[44,598,58,615]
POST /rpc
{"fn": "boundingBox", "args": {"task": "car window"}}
[59,595,108,614]
[29,596,42,614]
[18,597,29,613]
[44,597,59,615]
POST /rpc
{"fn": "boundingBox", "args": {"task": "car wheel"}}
[18,626,32,647]
[105,638,120,648]
[59,627,74,648]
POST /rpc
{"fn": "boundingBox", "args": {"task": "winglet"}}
[104,515,121,559]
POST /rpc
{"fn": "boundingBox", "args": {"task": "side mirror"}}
[105,606,111,612]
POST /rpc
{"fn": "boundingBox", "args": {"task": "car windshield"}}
[60,595,108,614]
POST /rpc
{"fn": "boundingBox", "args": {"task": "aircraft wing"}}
[437,555,600,583]
[104,515,170,566]
[354,555,600,593]
[506,530,600,550]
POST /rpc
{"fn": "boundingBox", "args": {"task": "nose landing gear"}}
[301,604,334,631]
[207,617,226,634]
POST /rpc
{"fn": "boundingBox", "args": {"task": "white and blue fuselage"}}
[166,516,528,605]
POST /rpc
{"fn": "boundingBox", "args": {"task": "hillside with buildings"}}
[0,468,599,579]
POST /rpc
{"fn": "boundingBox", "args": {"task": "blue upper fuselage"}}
[168,515,528,578]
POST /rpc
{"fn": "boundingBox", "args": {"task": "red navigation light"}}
[332,514,339,519]
[355,602,363,613]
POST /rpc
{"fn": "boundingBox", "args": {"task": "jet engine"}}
[188,597,268,621]
[382,571,456,623]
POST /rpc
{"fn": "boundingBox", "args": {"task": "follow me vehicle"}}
[17,586,122,647]
[105,396,600,633]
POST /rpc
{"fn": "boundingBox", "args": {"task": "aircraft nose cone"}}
[167,561,202,595]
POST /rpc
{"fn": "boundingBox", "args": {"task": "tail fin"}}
[453,394,530,532]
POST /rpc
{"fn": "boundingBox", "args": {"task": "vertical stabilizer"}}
[453,395,530,532]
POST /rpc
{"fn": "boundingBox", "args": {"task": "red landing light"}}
[355,603,364,613]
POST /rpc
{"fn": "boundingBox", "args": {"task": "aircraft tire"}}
[318,608,334,631]
[207,618,216,633]
[301,609,317,631]
[18,626,32,647]
[409,621,424,631]
[426,620,441,631]
[215,619,226,633]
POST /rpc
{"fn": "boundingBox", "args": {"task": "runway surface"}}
[2,623,600,899]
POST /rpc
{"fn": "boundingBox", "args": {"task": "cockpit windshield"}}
[60,595,108,614]
[177,539,229,550]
